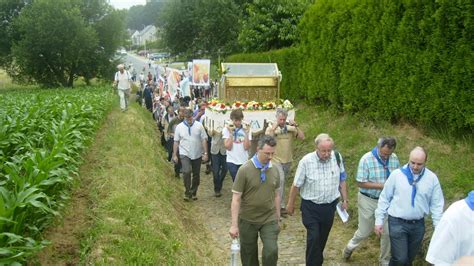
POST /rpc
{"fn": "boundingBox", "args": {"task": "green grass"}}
[78,101,224,264]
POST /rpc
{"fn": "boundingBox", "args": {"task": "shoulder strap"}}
[334,150,342,168]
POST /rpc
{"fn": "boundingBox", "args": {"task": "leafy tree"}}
[160,0,241,58]
[126,1,166,30]
[0,0,27,67]
[9,0,124,87]
[12,0,99,87]
[238,0,313,52]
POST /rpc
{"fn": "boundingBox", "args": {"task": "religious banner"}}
[192,59,210,86]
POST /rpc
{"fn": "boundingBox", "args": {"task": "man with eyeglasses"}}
[343,137,400,265]
[229,135,281,266]
[286,133,349,266]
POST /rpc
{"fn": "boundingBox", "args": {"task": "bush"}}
[228,0,473,134]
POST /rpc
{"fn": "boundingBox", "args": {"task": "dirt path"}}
[190,165,364,265]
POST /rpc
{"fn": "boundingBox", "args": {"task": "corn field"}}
[0,87,114,263]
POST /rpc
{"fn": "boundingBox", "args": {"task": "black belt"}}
[389,215,424,224]
[360,191,379,200]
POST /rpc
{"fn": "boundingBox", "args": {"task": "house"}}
[131,25,157,46]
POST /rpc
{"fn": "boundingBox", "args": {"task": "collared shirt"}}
[174,120,207,160]
[375,167,444,226]
[293,151,346,204]
[357,151,400,198]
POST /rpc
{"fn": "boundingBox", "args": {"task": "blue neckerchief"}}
[371,147,390,178]
[183,120,193,136]
[465,191,474,211]
[401,164,425,207]
[279,124,288,134]
[252,154,270,183]
[234,126,242,141]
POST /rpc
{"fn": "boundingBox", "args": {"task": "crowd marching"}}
[114,63,473,266]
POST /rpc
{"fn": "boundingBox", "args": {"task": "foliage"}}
[6,0,124,87]
[229,0,473,134]
[0,87,114,263]
[0,0,26,68]
[160,0,241,58]
[238,0,313,52]
[125,1,166,30]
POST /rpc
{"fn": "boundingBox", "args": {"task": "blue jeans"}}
[227,162,242,182]
[211,153,227,193]
[388,216,425,266]
[301,199,337,266]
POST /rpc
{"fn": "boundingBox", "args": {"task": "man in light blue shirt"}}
[374,146,444,265]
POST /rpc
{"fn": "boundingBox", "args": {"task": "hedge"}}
[227,0,473,133]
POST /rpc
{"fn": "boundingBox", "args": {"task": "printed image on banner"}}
[192,59,210,86]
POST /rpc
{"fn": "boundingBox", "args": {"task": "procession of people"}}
[114,60,473,266]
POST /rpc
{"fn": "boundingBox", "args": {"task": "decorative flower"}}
[207,98,293,114]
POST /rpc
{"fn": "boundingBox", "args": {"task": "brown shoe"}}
[280,208,288,217]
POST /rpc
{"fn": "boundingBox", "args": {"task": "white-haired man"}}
[113,64,131,112]
[287,133,348,265]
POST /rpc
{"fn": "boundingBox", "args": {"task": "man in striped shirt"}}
[343,137,400,265]
[286,133,348,266]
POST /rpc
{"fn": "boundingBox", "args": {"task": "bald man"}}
[374,147,444,266]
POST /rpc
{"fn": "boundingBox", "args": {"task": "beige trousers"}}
[346,192,391,265]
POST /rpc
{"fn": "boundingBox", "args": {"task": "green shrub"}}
[228,0,473,134]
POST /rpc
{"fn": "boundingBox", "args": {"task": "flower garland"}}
[207,99,294,113]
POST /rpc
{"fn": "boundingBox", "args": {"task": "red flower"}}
[220,103,226,109]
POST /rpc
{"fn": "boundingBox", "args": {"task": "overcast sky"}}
[109,0,146,10]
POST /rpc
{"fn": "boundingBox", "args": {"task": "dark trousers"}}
[388,216,425,266]
[301,199,337,266]
[180,156,202,198]
[211,153,227,193]
[166,138,174,162]
[239,219,279,266]
[227,162,242,182]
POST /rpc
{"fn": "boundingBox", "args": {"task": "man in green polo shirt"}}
[229,135,281,266]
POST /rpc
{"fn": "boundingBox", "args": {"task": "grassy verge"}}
[75,102,223,264]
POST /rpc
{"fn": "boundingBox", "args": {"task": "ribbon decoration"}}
[401,164,425,207]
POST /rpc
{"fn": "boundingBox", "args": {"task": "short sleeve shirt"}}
[293,151,345,204]
[174,121,207,160]
[232,160,280,224]
[115,71,130,90]
[222,127,251,165]
[357,151,400,198]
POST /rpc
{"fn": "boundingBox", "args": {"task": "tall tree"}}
[10,0,124,86]
[160,0,241,57]
[238,0,312,52]
[12,0,99,87]
[0,0,27,67]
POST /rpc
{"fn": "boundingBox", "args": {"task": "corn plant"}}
[0,87,114,263]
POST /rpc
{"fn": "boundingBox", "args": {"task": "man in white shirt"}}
[172,108,208,201]
[113,64,131,112]
[425,190,474,265]
[286,133,349,265]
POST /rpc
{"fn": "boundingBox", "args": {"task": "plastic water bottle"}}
[230,238,240,266]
